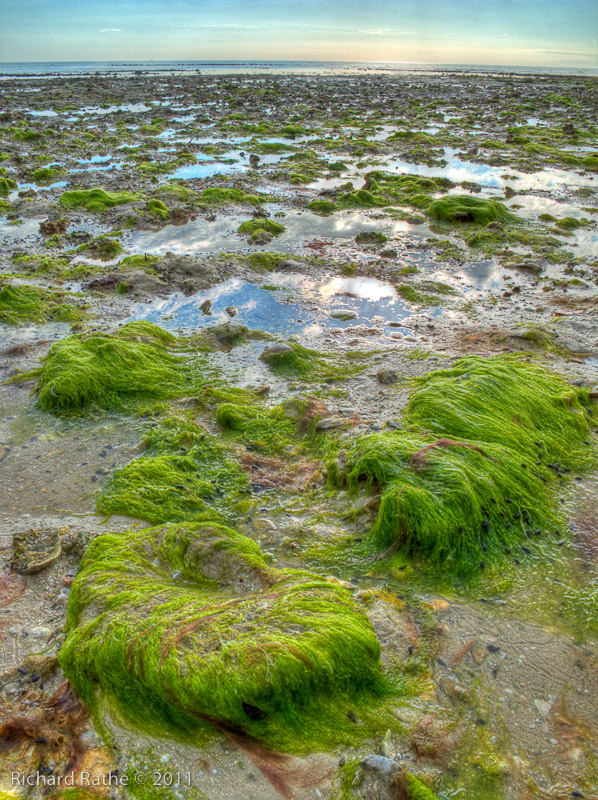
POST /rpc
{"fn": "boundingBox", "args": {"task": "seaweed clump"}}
[59,188,139,212]
[59,522,387,749]
[337,356,595,572]
[0,283,85,325]
[97,417,249,524]
[427,195,515,225]
[27,322,189,413]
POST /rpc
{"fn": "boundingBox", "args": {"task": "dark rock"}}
[39,218,68,236]
[377,369,398,385]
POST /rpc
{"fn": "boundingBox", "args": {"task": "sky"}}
[0,0,596,68]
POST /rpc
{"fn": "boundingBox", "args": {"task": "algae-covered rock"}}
[0,283,85,326]
[97,417,249,524]
[427,195,515,225]
[59,522,385,747]
[59,188,140,212]
[338,356,596,572]
[28,321,186,412]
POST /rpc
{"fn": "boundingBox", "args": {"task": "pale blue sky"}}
[1,0,596,67]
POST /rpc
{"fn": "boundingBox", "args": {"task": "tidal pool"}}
[127,273,414,338]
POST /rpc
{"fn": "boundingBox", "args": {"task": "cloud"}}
[98,28,122,33]
[359,28,390,35]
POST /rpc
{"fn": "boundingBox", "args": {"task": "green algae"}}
[26,322,190,413]
[77,234,124,261]
[12,252,107,280]
[97,417,249,524]
[330,758,440,800]
[59,521,389,751]
[396,285,443,306]
[335,356,595,573]
[307,199,337,216]
[428,195,516,225]
[146,198,169,219]
[60,188,140,212]
[237,218,285,237]
[0,283,86,325]
[32,165,65,183]
[216,400,299,454]
[259,341,344,380]
[197,187,263,206]
[355,231,388,245]
[0,176,17,194]
[243,251,290,271]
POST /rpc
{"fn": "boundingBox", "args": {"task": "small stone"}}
[377,369,398,385]
[429,598,450,614]
[316,416,350,432]
[533,698,552,717]
[379,729,394,759]
[31,626,52,640]
[199,299,212,315]
[225,306,237,317]
[440,678,470,701]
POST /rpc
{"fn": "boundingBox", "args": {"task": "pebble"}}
[31,626,52,639]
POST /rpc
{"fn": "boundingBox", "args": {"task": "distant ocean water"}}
[1,60,596,78]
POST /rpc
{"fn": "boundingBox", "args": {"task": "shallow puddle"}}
[127,273,414,338]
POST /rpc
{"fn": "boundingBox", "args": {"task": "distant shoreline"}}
[1,59,597,78]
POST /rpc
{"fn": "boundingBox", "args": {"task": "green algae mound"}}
[338,356,595,572]
[97,417,249,524]
[0,283,85,325]
[0,176,17,194]
[32,165,65,184]
[427,195,515,225]
[30,321,186,413]
[59,522,386,747]
[59,188,139,212]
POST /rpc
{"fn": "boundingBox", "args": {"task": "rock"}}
[380,248,398,259]
[283,396,330,432]
[225,306,238,317]
[379,729,395,759]
[261,343,293,360]
[377,369,398,385]
[331,310,358,321]
[440,678,470,701]
[39,217,67,236]
[316,416,350,432]
[249,154,260,168]
[85,270,167,298]
[204,322,249,350]
[250,230,273,245]
[558,339,591,356]
[199,299,212,315]
[11,527,62,574]
[471,643,489,663]
[31,626,52,640]
[352,756,403,800]
[534,698,552,717]
[169,208,190,225]
[504,186,517,199]
[280,259,303,270]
